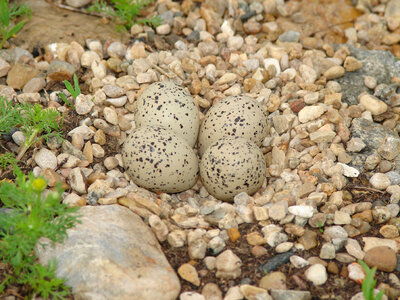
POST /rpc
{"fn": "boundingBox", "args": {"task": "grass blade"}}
[73,74,80,96]
[5,20,25,40]
[63,80,76,98]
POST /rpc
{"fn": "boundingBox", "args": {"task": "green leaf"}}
[375,290,385,300]
[0,167,80,298]
[0,0,10,27]
[63,79,76,98]
[5,20,25,40]
[73,74,81,96]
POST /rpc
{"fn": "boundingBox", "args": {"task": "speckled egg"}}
[198,95,268,156]
[121,126,199,193]
[135,81,200,147]
[200,137,267,201]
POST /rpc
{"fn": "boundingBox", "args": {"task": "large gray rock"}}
[334,45,400,105]
[37,205,180,300]
[350,118,400,171]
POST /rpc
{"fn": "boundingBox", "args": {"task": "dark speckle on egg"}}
[199,137,267,202]
[122,126,199,193]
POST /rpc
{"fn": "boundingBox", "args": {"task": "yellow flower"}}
[32,178,47,193]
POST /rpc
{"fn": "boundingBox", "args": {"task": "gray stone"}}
[387,171,400,185]
[0,58,11,77]
[334,45,400,105]
[350,118,399,171]
[259,250,295,273]
[65,0,91,7]
[22,77,46,93]
[270,289,311,300]
[278,31,300,43]
[34,148,57,170]
[37,205,180,300]
[47,60,76,81]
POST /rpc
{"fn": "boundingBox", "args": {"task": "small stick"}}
[148,62,175,79]
[51,2,105,18]
[350,186,385,194]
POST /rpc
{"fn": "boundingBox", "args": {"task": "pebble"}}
[63,192,86,207]
[278,30,300,43]
[11,131,26,146]
[201,283,222,300]
[105,96,127,107]
[103,107,119,125]
[22,77,46,93]
[178,263,200,286]
[363,237,397,252]
[270,290,312,300]
[259,271,286,290]
[239,285,272,300]
[0,58,10,77]
[227,36,244,50]
[180,292,205,300]
[304,264,327,286]
[260,250,295,273]
[287,205,314,218]
[364,246,397,272]
[215,250,242,279]
[319,243,336,259]
[290,255,310,268]
[75,94,94,115]
[7,63,40,89]
[324,66,345,80]
[345,238,365,260]
[348,263,365,284]
[359,94,388,115]
[298,105,325,123]
[34,148,57,170]
[156,24,172,35]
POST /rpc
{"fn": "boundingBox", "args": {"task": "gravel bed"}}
[2,0,400,299]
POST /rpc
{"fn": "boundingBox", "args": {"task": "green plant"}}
[0,152,18,170]
[0,97,63,160]
[358,260,385,300]
[88,0,162,31]
[318,221,324,233]
[0,0,31,49]
[59,74,80,109]
[0,97,22,135]
[0,167,80,298]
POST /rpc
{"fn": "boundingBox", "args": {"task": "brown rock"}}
[353,210,373,223]
[7,63,40,90]
[246,232,266,246]
[364,246,397,272]
[251,245,268,257]
[340,265,348,278]
[41,168,64,187]
[243,21,261,34]
[178,263,200,286]
[200,7,221,35]
[344,56,363,72]
[259,271,286,290]
[327,261,339,274]
[289,99,305,113]
[47,60,76,81]
[227,228,241,242]
[298,229,318,250]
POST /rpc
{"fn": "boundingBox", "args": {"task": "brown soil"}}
[12,0,130,51]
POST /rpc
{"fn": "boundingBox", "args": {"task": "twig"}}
[52,2,105,18]
[148,62,176,79]
[350,186,385,194]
